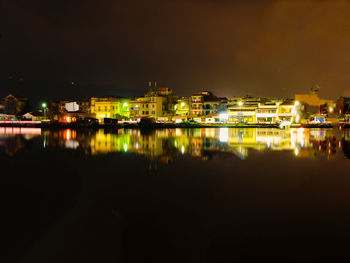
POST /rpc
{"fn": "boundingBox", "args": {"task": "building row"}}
[1,86,350,125]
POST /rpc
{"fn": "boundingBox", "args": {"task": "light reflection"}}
[1,128,349,161]
[57,128,347,161]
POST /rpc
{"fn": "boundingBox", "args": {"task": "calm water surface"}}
[1,127,350,262]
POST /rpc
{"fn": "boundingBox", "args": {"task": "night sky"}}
[1,0,350,106]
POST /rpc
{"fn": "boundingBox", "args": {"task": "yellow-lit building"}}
[129,87,176,121]
[227,104,257,123]
[90,97,130,122]
[256,102,279,123]
[129,96,166,120]
[278,100,296,123]
[175,97,189,116]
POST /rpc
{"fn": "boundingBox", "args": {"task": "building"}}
[277,100,297,124]
[22,112,44,121]
[295,87,335,115]
[2,94,30,115]
[256,102,280,123]
[48,100,69,121]
[129,87,177,121]
[129,95,166,120]
[229,96,269,106]
[90,97,130,122]
[227,102,257,124]
[79,98,92,114]
[189,91,227,116]
[49,98,97,123]
[226,97,297,125]
[175,97,189,116]
[226,96,264,124]
[336,96,350,115]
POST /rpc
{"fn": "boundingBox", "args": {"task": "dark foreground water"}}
[1,127,350,263]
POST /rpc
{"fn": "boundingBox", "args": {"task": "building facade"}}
[189,91,227,116]
[256,102,279,123]
[295,88,335,115]
[129,87,176,121]
[175,97,190,116]
[90,97,130,122]
[2,94,30,116]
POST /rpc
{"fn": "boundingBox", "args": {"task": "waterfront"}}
[2,127,350,262]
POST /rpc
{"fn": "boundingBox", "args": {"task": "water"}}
[1,127,350,262]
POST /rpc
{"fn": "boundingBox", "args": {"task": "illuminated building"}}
[277,100,296,124]
[129,96,166,120]
[226,97,297,125]
[227,102,257,123]
[90,96,130,122]
[175,97,189,116]
[226,96,270,124]
[48,100,69,121]
[189,91,227,116]
[129,86,177,121]
[22,112,44,121]
[256,102,279,123]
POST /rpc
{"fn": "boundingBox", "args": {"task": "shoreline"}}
[0,123,347,129]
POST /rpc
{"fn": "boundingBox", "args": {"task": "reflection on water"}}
[0,127,42,156]
[1,127,350,161]
[2,127,350,262]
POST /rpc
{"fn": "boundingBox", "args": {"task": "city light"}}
[238,101,243,106]
[219,113,228,122]
[42,102,47,108]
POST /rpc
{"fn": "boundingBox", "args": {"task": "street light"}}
[42,102,47,120]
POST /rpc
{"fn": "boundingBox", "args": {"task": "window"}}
[105,106,107,111]
[98,106,101,111]
[112,106,114,110]
[151,111,155,114]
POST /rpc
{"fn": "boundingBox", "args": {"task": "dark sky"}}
[1,0,350,105]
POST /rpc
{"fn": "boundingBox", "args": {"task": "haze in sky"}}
[1,0,350,103]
